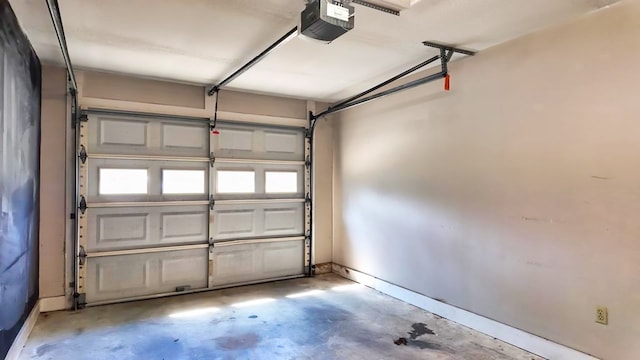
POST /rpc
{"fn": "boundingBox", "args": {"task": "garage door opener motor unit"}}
[301,0,355,41]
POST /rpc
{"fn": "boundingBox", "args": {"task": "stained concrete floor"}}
[19,274,543,360]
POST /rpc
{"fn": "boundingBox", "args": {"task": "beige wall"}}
[332,2,640,359]
[39,68,333,301]
[39,65,68,298]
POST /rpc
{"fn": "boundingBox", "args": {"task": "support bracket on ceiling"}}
[422,41,476,56]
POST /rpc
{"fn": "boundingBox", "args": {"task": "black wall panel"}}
[0,0,41,357]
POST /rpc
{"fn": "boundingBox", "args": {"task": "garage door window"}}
[99,168,148,195]
[265,171,297,193]
[162,169,206,194]
[217,170,255,193]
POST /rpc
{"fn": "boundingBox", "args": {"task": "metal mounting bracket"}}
[210,152,216,167]
[305,155,311,169]
[209,195,215,210]
[422,41,476,56]
[78,145,87,164]
[78,195,87,214]
[78,245,87,266]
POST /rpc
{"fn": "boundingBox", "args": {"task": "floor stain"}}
[110,344,125,351]
[133,335,183,359]
[214,332,260,350]
[411,340,456,354]
[408,322,436,340]
[248,315,258,319]
[35,343,59,356]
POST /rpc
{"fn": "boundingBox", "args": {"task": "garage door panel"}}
[218,128,254,152]
[88,114,209,157]
[159,255,208,284]
[216,209,256,238]
[96,258,151,293]
[87,158,209,203]
[212,202,303,241]
[98,118,148,147]
[80,112,306,305]
[263,208,301,235]
[212,163,304,200]
[262,242,304,274]
[264,130,300,155]
[161,212,208,243]
[86,249,208,303]
[96,213,149,249]
[213,122,304,161]
[214,248,255,278]
[161,123,208,151]
[87,205,208,252]
[211,240,303,286]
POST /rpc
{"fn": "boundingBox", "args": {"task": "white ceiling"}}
[10,0,618,101]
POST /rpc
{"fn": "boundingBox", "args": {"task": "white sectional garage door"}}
[76,111,308,305]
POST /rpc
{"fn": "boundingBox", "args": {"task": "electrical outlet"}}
[596,306,608,325]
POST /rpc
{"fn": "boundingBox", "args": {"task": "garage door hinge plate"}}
[210,152,215,167]
[78,245,87,266]
[78,114,88,122]
[78,195,87,214]
[305,128,312,139]
[305,155,311,169]
[209,195,215,210]
[305,192,311,205]
[78,145,87,164]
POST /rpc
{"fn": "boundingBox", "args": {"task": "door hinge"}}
[78,245,87,266]
[78,145,88,164]
[209,195,215,210]
[78,195,87,214]
[305,192,311,205]
[305,155,311,169]
[210,152,215,167]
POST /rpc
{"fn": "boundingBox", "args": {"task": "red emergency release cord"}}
[444,74,451,91]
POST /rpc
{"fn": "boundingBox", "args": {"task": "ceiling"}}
[10,0,619,101]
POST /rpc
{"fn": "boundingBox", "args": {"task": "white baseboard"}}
[5,300,40,360]
[331,263,599,360]
[39,296,67,312]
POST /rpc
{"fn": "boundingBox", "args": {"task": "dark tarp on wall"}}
[0,0,41,357]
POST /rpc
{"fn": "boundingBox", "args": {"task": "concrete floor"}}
[19,274,542,360]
